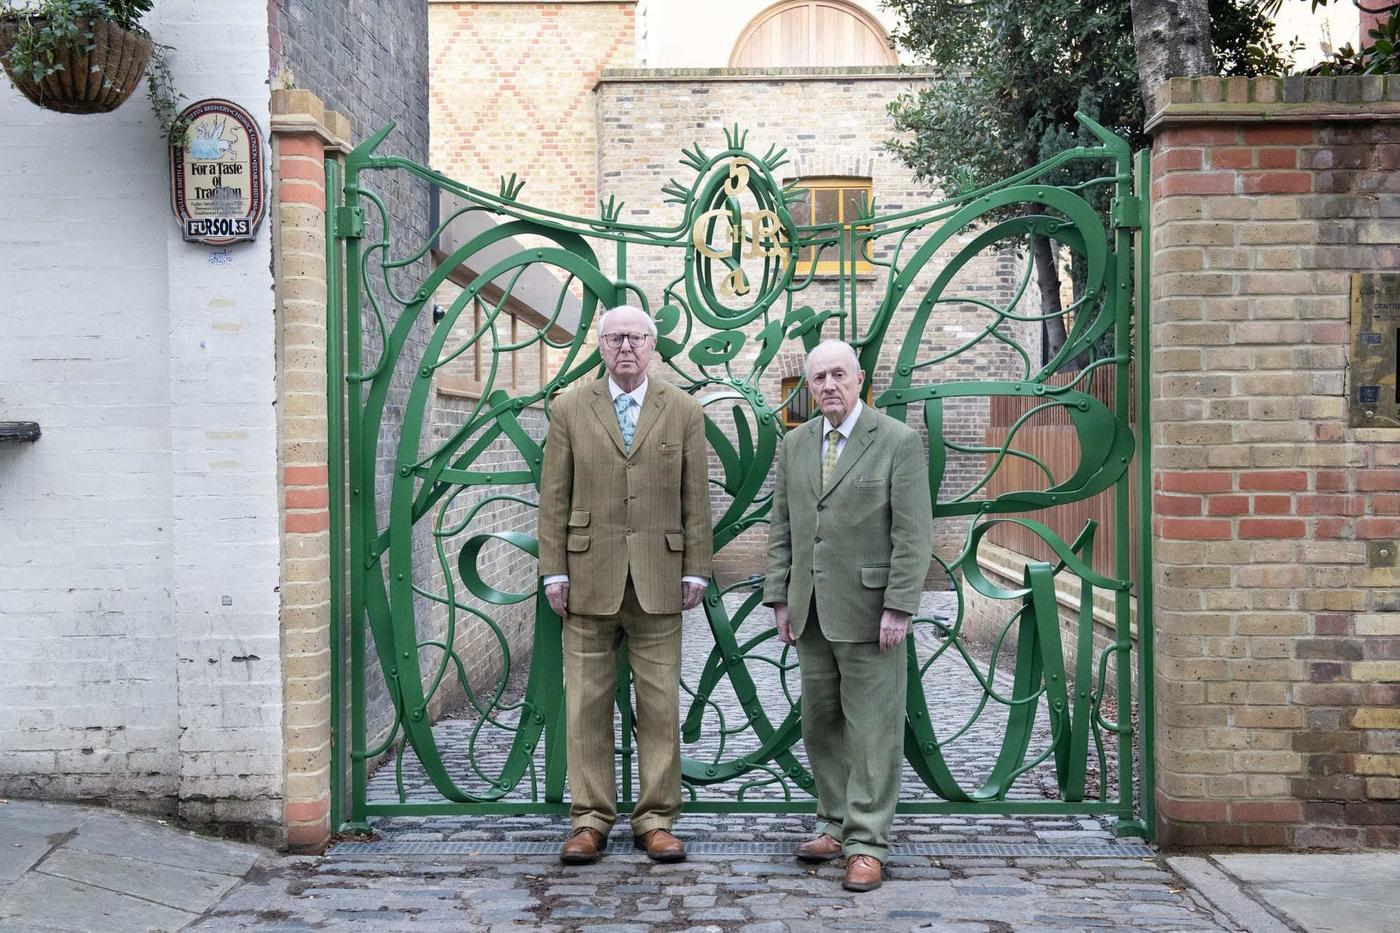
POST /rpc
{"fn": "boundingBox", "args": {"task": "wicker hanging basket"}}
[0,16,154,114]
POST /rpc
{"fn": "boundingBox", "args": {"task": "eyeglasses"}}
[601,332,653,349]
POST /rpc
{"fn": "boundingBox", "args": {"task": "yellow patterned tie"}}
[821,428,842,491]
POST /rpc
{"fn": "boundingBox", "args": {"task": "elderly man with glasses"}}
[538,304,713,864]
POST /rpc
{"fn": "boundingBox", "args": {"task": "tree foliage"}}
[884,0,1290,361]
[1275,0,1400,75]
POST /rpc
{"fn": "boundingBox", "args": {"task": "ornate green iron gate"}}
[326,114,1155,838]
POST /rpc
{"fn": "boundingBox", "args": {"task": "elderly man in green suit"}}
[538,304,713,865]
[764,339,933,892]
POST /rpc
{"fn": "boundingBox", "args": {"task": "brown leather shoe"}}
[559,827,606,864]
[843,854,883,892]
[795,832,843,863]
[632,828,686,862]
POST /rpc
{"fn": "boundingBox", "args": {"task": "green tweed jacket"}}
[763,405,934,642]
[538,377,713,616]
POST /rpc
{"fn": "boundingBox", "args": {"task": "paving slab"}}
[1,869,198,932]
[36,847,243,913]
[1167,857,1292,933]
[1213,853,1400,933]
[66,814,263,878]
[0,825,58,884]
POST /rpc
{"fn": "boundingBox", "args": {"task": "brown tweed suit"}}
[538,376,713,834]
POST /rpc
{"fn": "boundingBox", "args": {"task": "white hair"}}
[805,339,861,375]
[596,304,658,338]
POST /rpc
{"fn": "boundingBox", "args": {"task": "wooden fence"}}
[979,368,1140,585]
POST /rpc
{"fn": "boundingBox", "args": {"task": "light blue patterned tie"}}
[615,393,637,451]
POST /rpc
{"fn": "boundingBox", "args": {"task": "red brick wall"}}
[1150,76,1400,848]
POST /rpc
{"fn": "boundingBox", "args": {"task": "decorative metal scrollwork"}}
[332,112,1153,836]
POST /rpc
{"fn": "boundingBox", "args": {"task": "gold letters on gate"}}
[690,158,790,297]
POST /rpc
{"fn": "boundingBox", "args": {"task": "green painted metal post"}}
[341,151,370,833]
[325,158,346,832]
[1111,136,1138,838]
[1134,147,1157,841]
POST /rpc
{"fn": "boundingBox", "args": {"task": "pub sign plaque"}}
[169,98,266,244]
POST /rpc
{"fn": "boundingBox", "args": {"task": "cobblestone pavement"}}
[197,846,1236,932]
[194,591,1183,932]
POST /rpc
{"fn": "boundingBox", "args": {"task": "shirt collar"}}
[608,376,648,407]
[825,399,863,438]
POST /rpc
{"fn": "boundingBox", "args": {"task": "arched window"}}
[729,1,897,68]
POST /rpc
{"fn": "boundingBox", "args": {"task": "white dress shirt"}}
[820,399,864,464]
[543,376,708,591]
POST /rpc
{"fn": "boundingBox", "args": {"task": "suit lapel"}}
[628,379,668,455]
[802,419,823,500]
[589,380,627,456]
[819,406,879,500]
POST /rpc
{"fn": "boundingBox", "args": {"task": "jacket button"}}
[814,537,822,544]
[816,503,825,512]
[626,529,634,535]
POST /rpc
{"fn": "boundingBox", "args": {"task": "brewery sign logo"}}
[169,98,266,244]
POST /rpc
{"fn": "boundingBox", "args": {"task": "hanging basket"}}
[0,16,154,114]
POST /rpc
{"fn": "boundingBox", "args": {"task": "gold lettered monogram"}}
[690,158,789,298]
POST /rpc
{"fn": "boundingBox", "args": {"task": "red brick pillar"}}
[270,89,351,851]
[1148,76,1400,849]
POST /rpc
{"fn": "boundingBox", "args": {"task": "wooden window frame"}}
[788,176,874,277]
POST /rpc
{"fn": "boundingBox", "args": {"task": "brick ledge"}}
[1147,75,1400,131]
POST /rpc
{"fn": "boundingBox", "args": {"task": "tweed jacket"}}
[763,405,934,642]
[538,376,713,616]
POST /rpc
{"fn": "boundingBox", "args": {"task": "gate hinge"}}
[334,206,365,239]
[1111,195,1142,230]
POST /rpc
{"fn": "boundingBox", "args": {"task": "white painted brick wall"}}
[0,0,283,839]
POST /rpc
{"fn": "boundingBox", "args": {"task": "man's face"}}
[598,308,655,382]
[807,347,863,426]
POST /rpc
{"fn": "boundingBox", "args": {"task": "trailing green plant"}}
[1,0,186,140]
[145,43,189,143]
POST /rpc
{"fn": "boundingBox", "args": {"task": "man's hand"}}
[682,581,705,611]
[772,603,795,646]
[878,608,911,653]
[545,581,569,617]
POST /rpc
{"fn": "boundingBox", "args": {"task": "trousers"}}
[563,577,682,835]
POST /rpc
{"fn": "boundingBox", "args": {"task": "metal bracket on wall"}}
[334,206,365,240]
[1110,195,1142,230]
[1367,540,1398,569]
[0,422,41,443]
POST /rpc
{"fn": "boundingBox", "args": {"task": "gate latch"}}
[334,206,365,240]
[1111,195,1142,230]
